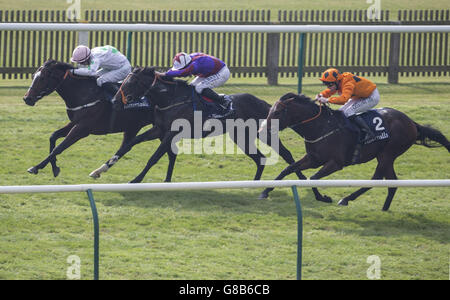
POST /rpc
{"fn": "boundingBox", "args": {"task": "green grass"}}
[0,75,449,280]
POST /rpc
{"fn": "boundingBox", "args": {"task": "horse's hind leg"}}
[382,164,398,211]
[48,122,75,177]
[129,131,177,183]
[338,156,396,210]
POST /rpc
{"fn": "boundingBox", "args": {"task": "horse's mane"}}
[280,92,316,106]
[280,92,342,118]
[44,59,75,71]
[43,59,99,82]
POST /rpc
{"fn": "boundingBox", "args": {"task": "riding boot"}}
[201,88,230,109]
[351,115,375,142]
[102,82,119,102]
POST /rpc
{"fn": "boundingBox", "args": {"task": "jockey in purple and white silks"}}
[70,45,131,98]
[158,52,231,108]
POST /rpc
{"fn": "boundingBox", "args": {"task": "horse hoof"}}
[89,171,100,179]
[27,167,38,175]
[318,195,333,203]
[89,164,109,179]
[52,167,60,178]
[258,192,269,199]
[338,199,348,206]
[129,178,142,184]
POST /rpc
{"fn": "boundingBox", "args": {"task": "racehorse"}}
[23,60,177,181]
[258,92,450,211]
[92,66,304,183]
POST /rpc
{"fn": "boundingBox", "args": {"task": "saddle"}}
[343,109,390,164]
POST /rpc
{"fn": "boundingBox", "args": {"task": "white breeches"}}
[96,62,132,86]
[339,88,380,117]
[191,66,231,93]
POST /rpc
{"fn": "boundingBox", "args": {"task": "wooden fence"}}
[0,9,449,83]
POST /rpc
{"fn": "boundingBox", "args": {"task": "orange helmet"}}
[320,68,342,82]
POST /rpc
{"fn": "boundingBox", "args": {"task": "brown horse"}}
[259,92,450,211]
[23,60,177,181]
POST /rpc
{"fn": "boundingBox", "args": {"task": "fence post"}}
[266,33,280,85]
[291,186,303,280]
[388,32,401,84]
[297,33,306,93]
[126,32,132,62]
[86,189,99,280]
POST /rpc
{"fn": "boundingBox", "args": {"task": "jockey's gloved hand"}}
[315,94,323,101]
[318,96,329,104]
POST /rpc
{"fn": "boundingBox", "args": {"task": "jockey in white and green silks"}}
[70,45,131,95]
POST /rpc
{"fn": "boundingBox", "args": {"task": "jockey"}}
[70,45,131,99]
[316,68,379,140]
[157,52,231,108]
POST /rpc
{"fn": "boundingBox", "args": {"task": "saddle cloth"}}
[346,109,390,145]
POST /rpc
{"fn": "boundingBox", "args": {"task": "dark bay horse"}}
[93,67,303,183]
[23,60,176,181]
[259,92,450,211]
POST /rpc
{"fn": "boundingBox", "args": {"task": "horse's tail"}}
[414,122,450,152]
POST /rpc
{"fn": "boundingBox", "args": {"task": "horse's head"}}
[259,93,319,132]
[23,59,74,106]
[115,66,158,105]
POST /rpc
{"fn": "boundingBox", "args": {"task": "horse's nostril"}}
[23,97,36,106]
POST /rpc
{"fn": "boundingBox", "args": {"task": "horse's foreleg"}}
[129,132,177,184]
[302,160,344,203]
[28,124,89,174]
[259,133,308,182]
[48,122,75,177]
[89,126,162,179]
[259,154,320,199]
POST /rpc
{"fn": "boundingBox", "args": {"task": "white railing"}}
[1,179,449,280]
[1,179,449,194]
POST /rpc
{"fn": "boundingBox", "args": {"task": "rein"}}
[61,70,103,111]
[276,97,323,127]
[272,96,339,143]
[119,71,190,111]
[118,72,176,105]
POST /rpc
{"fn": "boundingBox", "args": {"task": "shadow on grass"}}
[96,188,306,217]
[301,187,449,243]
[91,182,448,243]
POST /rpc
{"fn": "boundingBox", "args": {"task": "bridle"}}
[25,66,71,99]
[273,96,341,144]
